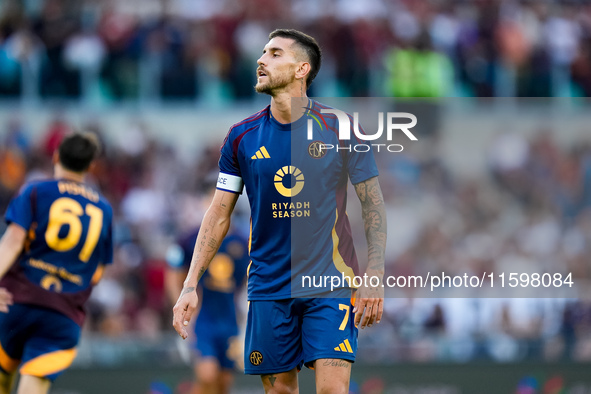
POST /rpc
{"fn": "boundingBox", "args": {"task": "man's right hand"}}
[0,288,13,313]
[172,286,198,339]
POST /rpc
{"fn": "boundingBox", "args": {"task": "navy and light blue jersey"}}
[2,179,113,325]
[217,100,378,300]
[167,228,249,334]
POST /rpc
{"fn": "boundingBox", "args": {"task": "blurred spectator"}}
[97,7,139,99]
[33,0,81,98]
[40,114,69,157]
[4,116,30,154]
[384,31,454,97]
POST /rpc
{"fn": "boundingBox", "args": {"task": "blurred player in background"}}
[0,132,113,394]
[166,182,249,394]
[173,29,386,393]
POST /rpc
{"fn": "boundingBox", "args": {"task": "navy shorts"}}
[0,303,81,381]
[244,297,357,375]
[194,324,240,370]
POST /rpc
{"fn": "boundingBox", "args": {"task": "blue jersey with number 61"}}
[1,179,113,325]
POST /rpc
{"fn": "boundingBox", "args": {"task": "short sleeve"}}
[218,129,244,193]
[5,184,35,230]
[347,146,379,185]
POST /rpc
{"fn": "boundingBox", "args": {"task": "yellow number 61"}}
[45,197,103,263]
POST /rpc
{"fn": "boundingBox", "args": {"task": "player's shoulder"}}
[96,192,114,216]
[227,106,269,136]
[26,178,55,190]
[310,99,352,121]
[91,184,112,210]
[16,178,55,197]
[311,99,333,111]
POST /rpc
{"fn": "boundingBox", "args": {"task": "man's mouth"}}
[257,69,267,78]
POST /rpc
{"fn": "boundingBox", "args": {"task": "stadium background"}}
[1,0,591,393]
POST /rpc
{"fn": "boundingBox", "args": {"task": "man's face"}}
[255,37,302,95]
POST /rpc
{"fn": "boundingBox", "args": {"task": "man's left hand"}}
[353,283,383,329]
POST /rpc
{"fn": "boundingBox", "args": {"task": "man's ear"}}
[52,150,59,165]
[295,62,311,82]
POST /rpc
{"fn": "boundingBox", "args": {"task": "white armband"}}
[217,172,243,193]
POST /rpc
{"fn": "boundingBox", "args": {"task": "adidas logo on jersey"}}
[251,146,271,159]
[333,339,354,353]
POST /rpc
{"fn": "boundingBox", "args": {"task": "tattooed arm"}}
[352,176,386,329]
[172,189,240,339]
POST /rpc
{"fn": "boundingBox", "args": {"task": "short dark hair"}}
[58,132,101,172]
[269,29,322,88]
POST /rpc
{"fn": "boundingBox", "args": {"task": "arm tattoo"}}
[355,177,386,274]
[186,255,208,284]
[354,182,367,203]
[367,182,382,206]
[322,359,351,368]
[206,236,218,250]
[364,209,382,232]
[181,191,237,289]
[197,267,206,281]
[368,244,384,263]
[181,287,195,296]
[220,193,231,208]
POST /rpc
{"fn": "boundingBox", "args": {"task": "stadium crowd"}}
[2,0,591,101]
[1,111,590,364]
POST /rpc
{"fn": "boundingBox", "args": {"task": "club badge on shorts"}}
[249,350,263,366]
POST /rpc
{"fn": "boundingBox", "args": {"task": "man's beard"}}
[254,72,293,95]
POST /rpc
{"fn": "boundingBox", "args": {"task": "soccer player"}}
[165,185,249,394]
[0,132,113,394]
[173,29,386,394]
